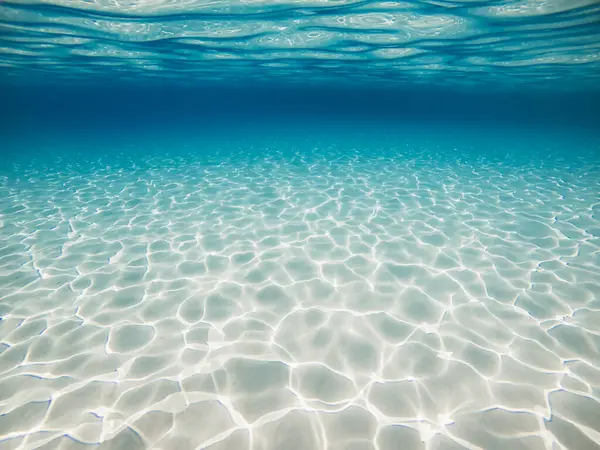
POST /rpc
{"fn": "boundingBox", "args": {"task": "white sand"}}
[1,135,599,449]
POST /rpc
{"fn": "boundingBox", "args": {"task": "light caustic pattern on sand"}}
[1,140,600,450]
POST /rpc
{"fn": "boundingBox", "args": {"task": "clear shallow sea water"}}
[2,1,600,449]
[1,118,600,450]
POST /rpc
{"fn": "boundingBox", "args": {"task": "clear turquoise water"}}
[2,1,600,449]
[2,123,600,449]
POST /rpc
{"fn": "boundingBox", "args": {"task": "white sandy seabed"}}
[1,136,600,450]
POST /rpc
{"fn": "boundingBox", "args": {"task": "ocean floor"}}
[1,126,600,450]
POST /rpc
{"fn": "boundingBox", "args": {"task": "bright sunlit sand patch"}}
[1,131,599,449]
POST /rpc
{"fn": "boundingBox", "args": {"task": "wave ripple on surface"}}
[1,0,600,87]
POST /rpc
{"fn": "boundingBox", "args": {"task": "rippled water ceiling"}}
[1,0,600,88]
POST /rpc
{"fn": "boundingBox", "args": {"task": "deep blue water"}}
[1,1,600,450]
